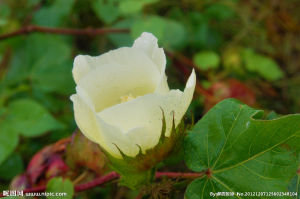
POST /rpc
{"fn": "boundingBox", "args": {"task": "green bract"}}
[184,99,300,198]
[103,111,186,189]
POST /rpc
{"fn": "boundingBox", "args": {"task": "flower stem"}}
[155,171,205,179]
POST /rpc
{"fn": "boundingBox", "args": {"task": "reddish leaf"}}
[26,145,53,184]
[10,133,107,188]
[45,155,69,179]
[26,138,70,185]
[204,79,256,111]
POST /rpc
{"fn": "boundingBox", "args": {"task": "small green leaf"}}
[7,99,64,137]
[131,16,164,44]
[131,16,186,49]
[193,51,220,70]
[242,49,284,81]
[119,0,158,15]
[184,99,300,198]
[92,0,120,24]
[46,177,74,199]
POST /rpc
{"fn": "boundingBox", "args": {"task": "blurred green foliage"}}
[242,48,284,81]
[46,177,74,199]
[33,0,75,27]
[0,0,299,197]
[193,50,220,70]
[0,153,23,181]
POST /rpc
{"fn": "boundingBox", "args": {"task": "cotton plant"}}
[69,32,300,195]
[71,32,196,188]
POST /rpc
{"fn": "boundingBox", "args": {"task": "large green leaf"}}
[46,177,74,199]
[184,99,300,198]
[7,99,64,137]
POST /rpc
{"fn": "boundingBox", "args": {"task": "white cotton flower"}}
[70,32,196,159]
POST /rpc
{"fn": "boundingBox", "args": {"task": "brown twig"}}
[0,171,204,197]
[0,25,129,40]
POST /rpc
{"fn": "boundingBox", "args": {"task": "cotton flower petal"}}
[155,74,169,94]
[72,55,93,84]
[133,32,169,94]
[95,117,142,158]
[70,92,103,144]
[133,32,166,73]
[73,33,166,85]
[76,48,161,112]
[97,70,196,154]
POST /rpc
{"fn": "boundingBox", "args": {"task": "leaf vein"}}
[241,164,279,180]
[201,178,209,199]
[212,175,242,199]
[213,132,298,174]
[212,105,244,169]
